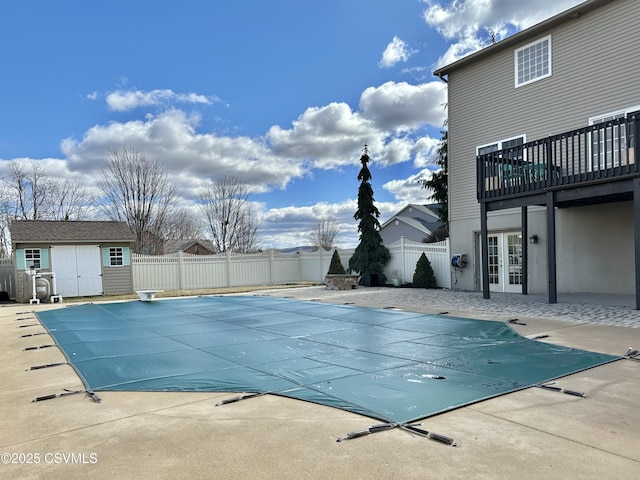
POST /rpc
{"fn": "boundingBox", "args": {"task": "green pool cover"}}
[35,296,619,424]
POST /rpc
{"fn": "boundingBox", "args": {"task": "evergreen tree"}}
[327,249,346,275]
[413,252,437,288]
[421,119,448,227]
[348,145,390,283]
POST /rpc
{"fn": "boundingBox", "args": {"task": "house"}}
[379,204,444,245]
[10,220,135,302]
[433,0,640,307]
[161,239,215,255]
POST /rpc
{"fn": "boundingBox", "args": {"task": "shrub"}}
[413,253,437,288]
[327,249,346,275]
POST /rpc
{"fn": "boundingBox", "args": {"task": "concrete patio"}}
[1,286,638,479]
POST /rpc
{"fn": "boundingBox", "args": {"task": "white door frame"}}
[50,245,103,297]
[486,232,523,293]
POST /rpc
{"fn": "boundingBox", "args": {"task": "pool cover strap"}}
[215,391,265,406]
[32,389,101,403]
[336,421,456,446]
[536,382,587,397]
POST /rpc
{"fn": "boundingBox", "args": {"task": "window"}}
[109,247,123,266]
[477,136,525,159]
[25,249,41,269]
[589,106,639,169]
[515,35,551,87]
[478,136,526,188]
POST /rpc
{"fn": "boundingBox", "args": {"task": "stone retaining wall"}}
[324,274,359,290]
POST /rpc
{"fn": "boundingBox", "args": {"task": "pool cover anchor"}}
[20,332,48,338]
[336,422,457,446]
[507,318,527,326]
[624,347,639,361]
[536,382,587,398]
[215,392,265,406]
[32,389,101,403]
[23,344,56,351]
[531,334,550,340]
[26,362,67,371]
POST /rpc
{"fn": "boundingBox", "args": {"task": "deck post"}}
[521,206,528,295]
[634,177,640,310]
[481,202,490,299]
[546,191,557,304]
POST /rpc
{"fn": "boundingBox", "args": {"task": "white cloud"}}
[105,88,219,112]
[379,36,415,68]
[31,76,448,248]
[423,0,586,66]
[260,198,405,249]
[0,157,95,186]
[359,81,447,131]
[383,168,435,204]
[74,83,445,193]
[268,81,445,171]
[261,201,358,248]
[267,102,375,168]
[411,136,441,168]
[61,109,306,198]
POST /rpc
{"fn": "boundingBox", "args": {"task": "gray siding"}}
[13,242,51,302]
[446,0,639,294]
[380,223,427,245]
[449,0,640,223]
[103,266,134,295]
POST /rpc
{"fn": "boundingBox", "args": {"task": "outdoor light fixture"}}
[529,234,539,244]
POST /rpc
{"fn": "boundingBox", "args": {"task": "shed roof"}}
[380,204,442,231]
[10,220,134,244]
[163,239,215,254]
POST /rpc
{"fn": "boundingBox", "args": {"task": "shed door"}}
[50,245,102,297]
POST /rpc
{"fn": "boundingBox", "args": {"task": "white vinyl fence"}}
[383,237,451,289]
[0,239,452,298]
[132,237,451,291]
[0,257,15,298]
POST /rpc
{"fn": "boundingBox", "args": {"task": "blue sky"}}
[0,0,584,248]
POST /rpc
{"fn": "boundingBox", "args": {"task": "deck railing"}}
[477,112,640,201]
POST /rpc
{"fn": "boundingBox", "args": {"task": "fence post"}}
[446,238,451,289]
[178,251,185,290]
[269,249,274,285]
[400,236,407,282]
[226,250,232,287]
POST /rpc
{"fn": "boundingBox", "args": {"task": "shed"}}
[10,220,135,302]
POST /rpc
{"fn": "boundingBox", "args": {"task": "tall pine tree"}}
[421,118,448,228]
[348,145,390,284]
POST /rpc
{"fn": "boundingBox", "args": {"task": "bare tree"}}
[47,178,95,221]
[161,207,204,240]
[5,162,94,222]
[308,218,340,249]
[0,184,14,255]
[198,176,260,253]
[7,161,52,220]
[99,147,176,254]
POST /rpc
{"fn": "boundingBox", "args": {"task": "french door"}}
[487,232,523,293]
